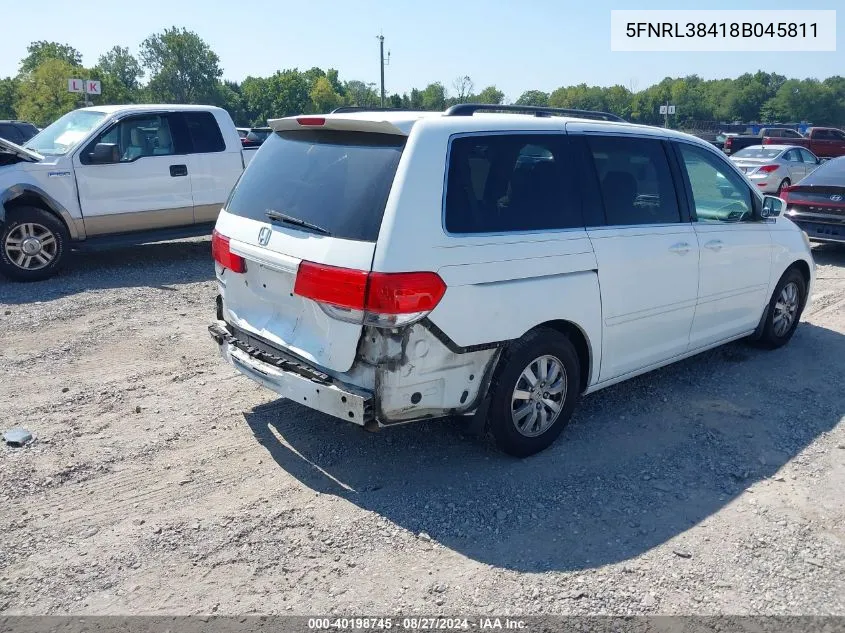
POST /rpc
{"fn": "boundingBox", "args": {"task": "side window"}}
[586,135,681,226]
[678,143,754,223]
[444,134,581,234]
[832,130,845,141]
[813,130,833,141]
[799,149,818,164]
[183,112,225,153]
[88,115,176,162]
[783,149,801,162]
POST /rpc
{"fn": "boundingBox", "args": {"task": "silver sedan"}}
[730,144,821,194]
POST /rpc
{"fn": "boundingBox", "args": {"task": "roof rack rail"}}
[444,103,625,123]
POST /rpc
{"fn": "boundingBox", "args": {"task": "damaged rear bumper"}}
[208,321,374,425]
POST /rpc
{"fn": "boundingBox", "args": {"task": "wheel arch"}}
[1,184,81,240]
[529,319,593,393]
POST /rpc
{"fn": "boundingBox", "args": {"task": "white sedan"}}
[730,144,821,194]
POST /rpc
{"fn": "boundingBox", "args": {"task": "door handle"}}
[169,164,188,177]
[669,241,691,255]
[704,239,724,251]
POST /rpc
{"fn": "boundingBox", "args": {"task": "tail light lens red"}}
[758,164,779,173]
[212,230,246,273]
[293,261,446,327]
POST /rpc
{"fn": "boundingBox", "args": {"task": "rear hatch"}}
[213,117,408,373]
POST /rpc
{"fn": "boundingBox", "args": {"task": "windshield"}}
[733,147,782,159]
[24,110,107,156]
[226,130,405,242]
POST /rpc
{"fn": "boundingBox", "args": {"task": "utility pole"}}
[664,99,669,128]
[377,34,390,108]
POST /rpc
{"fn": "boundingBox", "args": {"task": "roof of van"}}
[299,110,715,148]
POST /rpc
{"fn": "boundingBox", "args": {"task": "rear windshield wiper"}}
[265,210,331,236]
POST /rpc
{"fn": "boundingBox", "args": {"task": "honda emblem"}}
[258,227,271,245]
[831,194,843,202]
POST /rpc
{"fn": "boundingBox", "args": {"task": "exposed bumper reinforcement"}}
[208,321,373,425]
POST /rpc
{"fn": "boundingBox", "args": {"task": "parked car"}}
[0,120,40,145]
[236,127,250,139]
[208,104,814,457]
[0,104,256,281]
[730,144,821,194]
[723,127,804,155]
[244,127,272,148]
[764,127,845,160]
[780,155,845,243]
[240,127,272,149]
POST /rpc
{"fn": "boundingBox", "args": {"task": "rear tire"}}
[756,267,806,349]
[486,328,581,457]
[0,206,69,282]
[776,178,790,195]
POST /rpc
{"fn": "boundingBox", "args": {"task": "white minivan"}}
[209,105,815,456]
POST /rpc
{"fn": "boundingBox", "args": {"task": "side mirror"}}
[88,142,118,164]
[762,195,785,218]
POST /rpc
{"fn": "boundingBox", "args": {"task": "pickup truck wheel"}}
[487,328,580,457]
[0,206,69,282]
[776,179,790,195]
[756,268,806,349]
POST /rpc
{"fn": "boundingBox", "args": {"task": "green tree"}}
[409,88,423,109]
[475,85,504,105]
[95,46,143,103]
[310,75,341,113]
[515,90,549,106]
[140,27,222,103]
[241,76,272,125]
[213,80,246,125]
[16,59,84,127]
[20,41,82,75]
[344,80,378,107]
[421,82,446,110]
[269,69,310,116]
[0,77,19,119]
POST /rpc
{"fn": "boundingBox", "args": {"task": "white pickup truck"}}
[0,104,253,281]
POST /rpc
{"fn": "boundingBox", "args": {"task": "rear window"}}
[801,156,845,186]
[183,111,225,153]
[733,147,780,159]
[225,130,405,242]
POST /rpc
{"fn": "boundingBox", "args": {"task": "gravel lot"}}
[0,239,843,616]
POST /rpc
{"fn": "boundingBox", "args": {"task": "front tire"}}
[487,328,581,457]
[0,206,69,282]
[756,268,806,349]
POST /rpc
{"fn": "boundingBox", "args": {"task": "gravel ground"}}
[0,239,843,616]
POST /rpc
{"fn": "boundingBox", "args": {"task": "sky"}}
[2,0,843,100]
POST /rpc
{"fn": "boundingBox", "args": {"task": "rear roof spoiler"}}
[268,116,408,136]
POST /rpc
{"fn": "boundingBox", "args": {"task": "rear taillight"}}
[293,261,446,327]
[725,137,732,148]
[758,164,779,173]
[293,261,369,310]
[212,230,246,273]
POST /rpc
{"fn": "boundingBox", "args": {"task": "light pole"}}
[377,34,390,108]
